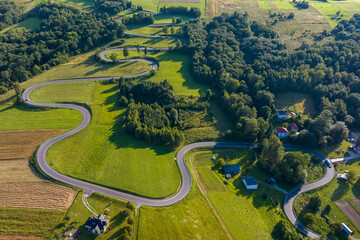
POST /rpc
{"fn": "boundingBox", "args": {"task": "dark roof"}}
[276,127,289,133]
[243,177,257,186]
[223,164,240,174]
[85,215,109,233]
[290,123,298,130]
[277,110,289,116]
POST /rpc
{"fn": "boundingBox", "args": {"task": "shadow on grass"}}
[331,178,349,202]
[106,211,127,240]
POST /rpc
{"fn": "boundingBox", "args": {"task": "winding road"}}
[22,40,337,238]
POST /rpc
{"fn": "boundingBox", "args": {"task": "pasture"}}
[126,25,181,36]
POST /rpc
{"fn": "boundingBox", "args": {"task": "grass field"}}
[55,0,94,7]
[274,91,317,118]
[31,81,181,198]
[126,25,181,36]
[14,17,42,31]
[0,207,65,237]
[294,178,360,238]
[0,129,64,159]
[258,1,271,9]
[0,104,82,131]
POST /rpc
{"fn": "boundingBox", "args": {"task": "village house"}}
[223,164,240,179]
[84,214,109,235]
[277,109,290,119]
[243,177,258,190]
[275,127,289,138]
[289,122,299,132]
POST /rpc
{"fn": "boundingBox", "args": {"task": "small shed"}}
[342,223,353,235]
[243,177,258,190]
[223,164,240,179]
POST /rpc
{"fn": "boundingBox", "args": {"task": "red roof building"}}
[275,127,289,138]
[290,123,299,132]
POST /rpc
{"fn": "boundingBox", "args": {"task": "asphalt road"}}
[22,47,335,237]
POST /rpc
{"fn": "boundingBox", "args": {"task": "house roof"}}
[243,177,257,186]
[85,215,110,233]
[290,123,298,130]
[223,164,240,174]
[276,127,289,134]
[277,110,290,116]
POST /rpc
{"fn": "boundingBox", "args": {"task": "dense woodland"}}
[122,12,155,25]
[159,6,201,18]
[0,0,23,31]
[0,3,125,93]
[94,0,131,15]
[183,12,360,148]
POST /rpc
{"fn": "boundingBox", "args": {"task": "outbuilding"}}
[342,223,353,235]
[243,177,258,190]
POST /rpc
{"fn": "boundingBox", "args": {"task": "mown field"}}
[274,91,317,118]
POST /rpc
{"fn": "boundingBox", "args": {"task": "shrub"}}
[126,201,136,211]
[308,196,322,212]
[127,217,134,225]
[303,213,315,225]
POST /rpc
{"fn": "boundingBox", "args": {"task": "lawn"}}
[293,178,360,238]
[273,1,296,10]
[63,192,134,240]
[191,149,286,240]
[258,1,271,9]
[0,104,82,131]
[55,0,94,7]
[153,14,193,24]
[274,91,317,118]
[14,17,42,31]
[31,81,181,198]
[0,207,65,238]
[320,140,353,160]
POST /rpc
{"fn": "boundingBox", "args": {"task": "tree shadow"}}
[106,211,127,240]
[331,178,350,202]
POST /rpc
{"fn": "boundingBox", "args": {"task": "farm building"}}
[342,223,353,235]
[275,127,289,138]
[277,110,290,119]
[223,164,240,179]
[85,214,109,235]
[243,177,258,190]
[289,123,299,132]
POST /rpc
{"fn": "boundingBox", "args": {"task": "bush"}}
[303,213,315,225]
[123,209,131,217]
[0,86,8,95]
[104,208,110,215]
[126,201,135,211]
[124,224,133,233]
[127,217,134,225]
[119,96,129,106]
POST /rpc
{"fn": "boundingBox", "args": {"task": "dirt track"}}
[337,200,360,230]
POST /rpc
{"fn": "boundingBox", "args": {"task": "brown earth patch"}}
[160,0,200,3]
[0,235,42,240]
[336,200,360,230]
[0,129,65,159]
[0,181,77,210]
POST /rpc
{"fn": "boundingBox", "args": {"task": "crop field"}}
[0,235,42,240]
[0,104,82,131]
[294,178,360,238]
[0,181,77,210]
[0,129,64,159]
[0,159,42,183]
[0,207,65,237]
[274,91,316,118]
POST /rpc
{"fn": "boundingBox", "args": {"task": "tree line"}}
[159,6,201,18]
[0,0,23,31]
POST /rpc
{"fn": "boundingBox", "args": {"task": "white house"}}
[275,127,289,138]
[277,110,290,119]
[243,177,258,190]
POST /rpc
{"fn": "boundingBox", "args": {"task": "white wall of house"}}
[243,179,258,190]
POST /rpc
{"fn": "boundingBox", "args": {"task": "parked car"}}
[324,159,332,168]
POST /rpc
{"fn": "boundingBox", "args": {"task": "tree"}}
[136,44,140,55]
[144,46,148,55]
[260,135,285,166]
[215,158,226,168]
[104,208,110,215]
[0,86,8,95]
[308,196,322,212]
[170,108,178,125]
[347,170,357,184]
[303,213,315,225]
[123,47,129,58]
[110,53,117,62]
[127,217,134,225]
[126,201,135,211]
[175,40,182,49]
[120,96,128,106]
[171,27,175,35]
[162,25,169,34]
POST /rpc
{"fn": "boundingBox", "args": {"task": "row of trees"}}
[122,12,154,25]
[0,3,125,92]
[159,6,201,18]
[94,0,131,15]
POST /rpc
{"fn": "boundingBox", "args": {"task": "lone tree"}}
[144,46,148,55]
[215,158,226,169]
[176,40,182,49]
[136,44,140,55]
[110,53,117,63]
[123,47,129,58]
[162,26,169,34]
[308,196,322,212]
[171,27,175,35]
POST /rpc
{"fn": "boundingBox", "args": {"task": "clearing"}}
[0,129,65,159]
[337,200,360,230]
[274,91,316,118]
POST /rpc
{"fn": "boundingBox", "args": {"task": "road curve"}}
[23,49,335,236]
[283,145,336,238]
